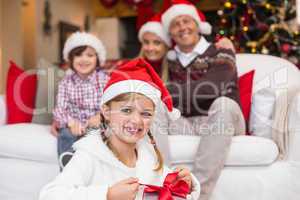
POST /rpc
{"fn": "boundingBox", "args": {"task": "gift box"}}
[135,172,190,200]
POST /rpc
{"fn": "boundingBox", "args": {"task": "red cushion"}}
[238,70,255,123]
[6,61,37,124]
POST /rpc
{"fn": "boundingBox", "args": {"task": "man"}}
[161,1,245,199]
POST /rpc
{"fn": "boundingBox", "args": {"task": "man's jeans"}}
[153,97,246,200]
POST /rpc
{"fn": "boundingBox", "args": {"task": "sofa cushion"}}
[168,135,279,166]
[0,124,58,164]
[6,61,37,124]
[249,88,276,138]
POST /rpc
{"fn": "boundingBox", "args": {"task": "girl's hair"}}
[161,56,169,83]
[147,131,164,171]
[101,92,164,172]
[68,46,100,70]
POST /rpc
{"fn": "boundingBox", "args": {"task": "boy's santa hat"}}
[138,13,171,47]
[161,0,212,35]
[63,32,106,66]
[101,58,180,121]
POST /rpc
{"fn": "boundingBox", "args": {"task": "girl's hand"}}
[107,177,139,200]
[215,37,236,53]
[174,166,192,191]
[67,119,86,136]
[87,113,101,128]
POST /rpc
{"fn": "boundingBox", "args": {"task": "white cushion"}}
[168,135,279,166]
[0,95,6,125]
[0,157,59,200]
[0,123,58,164]
[249,88,275,138]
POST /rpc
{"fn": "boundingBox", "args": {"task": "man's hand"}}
[67,119,86,136]
[215,37,236,53]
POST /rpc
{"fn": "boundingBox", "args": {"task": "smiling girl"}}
[40,59,200,200]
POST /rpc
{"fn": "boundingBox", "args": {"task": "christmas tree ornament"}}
[224,1,232,9]
[100,0,118,8]
[281,43,291,53]
[215,0,300,69]
[217,10,224,16]
[261,46,269,54]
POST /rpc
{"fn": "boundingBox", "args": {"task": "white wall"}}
[92,18,121,59]
[1,0,23,94]
[35,0,94,64]
[0,0,122,94]
[22,0,37,69]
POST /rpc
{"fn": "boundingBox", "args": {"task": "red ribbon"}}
[141,172,190,200]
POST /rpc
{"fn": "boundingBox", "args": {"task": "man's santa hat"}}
[63,32,106,66]
[138,13,171,47]
[161,0,212,35]
[101,58,180,121]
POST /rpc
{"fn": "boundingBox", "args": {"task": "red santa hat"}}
[101,58,180,121]
[63,32,106,66]
[138,13,171,47]
[161,0,212,35]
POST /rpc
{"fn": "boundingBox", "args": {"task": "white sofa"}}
[1,54,300,200]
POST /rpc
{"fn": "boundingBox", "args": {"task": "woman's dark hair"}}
[68,46,100,70]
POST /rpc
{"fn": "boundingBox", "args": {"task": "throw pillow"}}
[249,88,276,138]
[6,61,37,124]
[238,70,255,123]
[31,59,65,124]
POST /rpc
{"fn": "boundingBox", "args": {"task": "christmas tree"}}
[216,0,300,69]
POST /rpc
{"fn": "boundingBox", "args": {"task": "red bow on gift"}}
[142,172,190,200]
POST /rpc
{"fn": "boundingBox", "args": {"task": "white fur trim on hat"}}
[161,4,212,35]
[199,21,212,35]
[63,32,106,66]
[101,80,180,120]
[167,50,177,61]
[138,22,171,47]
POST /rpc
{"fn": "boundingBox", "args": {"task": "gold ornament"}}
[243,26,249,32]
[261,46,269,54]
[265,3,271,9]
[224,1,232,9]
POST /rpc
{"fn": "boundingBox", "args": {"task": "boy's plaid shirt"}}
[53,70,109,128]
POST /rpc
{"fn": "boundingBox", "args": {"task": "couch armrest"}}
[287,93,300,162]
[0,95,6,125]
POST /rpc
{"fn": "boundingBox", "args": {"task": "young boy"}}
[53,32,109,168]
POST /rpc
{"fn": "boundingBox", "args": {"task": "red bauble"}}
[123,0,142,5]
[281,43,291,53]
[100,0,118,8]
[257,22,269,31]
[215,34,223,42]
